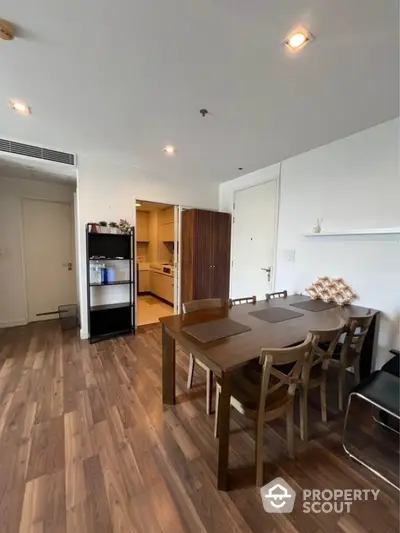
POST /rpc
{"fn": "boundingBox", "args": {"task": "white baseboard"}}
[0,319,28,328]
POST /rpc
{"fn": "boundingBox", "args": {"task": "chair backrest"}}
[341,311,374,360]
[265,290,287,301]
[228,296,256,307]
[182,298,223,314]
[258,333,317,412]
[308,320,346,370]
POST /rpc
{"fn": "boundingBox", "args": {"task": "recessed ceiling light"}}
[9,100,31,115]
[163,145,176,155]
[284,29,314,52]
[136,202,142,207]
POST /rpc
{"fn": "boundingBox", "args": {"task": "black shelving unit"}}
[86,226,135,343]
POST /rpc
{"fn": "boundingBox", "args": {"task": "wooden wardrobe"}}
[181,209,231,304]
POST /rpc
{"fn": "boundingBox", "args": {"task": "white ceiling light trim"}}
[8,100,31,115]
[163,145,176,155]
[284,28,315,52]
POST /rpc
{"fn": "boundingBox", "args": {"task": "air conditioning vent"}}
[0,139,75,166]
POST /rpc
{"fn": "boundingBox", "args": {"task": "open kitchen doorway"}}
[135,200,182,326]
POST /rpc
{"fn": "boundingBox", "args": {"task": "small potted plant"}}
[119,218,131,234]
[99,221,108,234]
[109,221,119,234]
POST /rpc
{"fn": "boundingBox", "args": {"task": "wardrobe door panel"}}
[211,212,231,302]
[193,210,214,300]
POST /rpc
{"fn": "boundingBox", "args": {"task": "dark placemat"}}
[249,307,303,324]
[183,318,251,343]
[290,299,338,312]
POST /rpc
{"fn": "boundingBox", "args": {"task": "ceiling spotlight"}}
[136,202,142,207]
[284,29,314,52]
[163,145,176,155]
[9,100,31,115]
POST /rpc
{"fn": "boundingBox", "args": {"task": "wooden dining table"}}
[159,294,379,490]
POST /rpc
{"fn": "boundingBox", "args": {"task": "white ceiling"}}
[0,154,76,185]
[1,0,399,184]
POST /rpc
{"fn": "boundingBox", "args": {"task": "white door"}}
[231,180,278,300]
[23,199,76,322]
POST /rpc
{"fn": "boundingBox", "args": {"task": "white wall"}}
[0,176,75,327]
[219,119,400,369]
[77,155,219,337]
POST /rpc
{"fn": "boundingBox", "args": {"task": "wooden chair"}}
[265,290,287,301]
[330,311,374,411]
[228,296,256,307]
[214,333,316,486]
[183,298,223,415]
[299,321,346,441]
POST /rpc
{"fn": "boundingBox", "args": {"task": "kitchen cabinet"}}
[138,270,149,293]
[150,271,174,303]
[181,209,231,304]
[160,207,174,242]
[160,222,174,242]
[136,211,149,242]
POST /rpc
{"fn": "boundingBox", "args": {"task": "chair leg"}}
[338,367,347,411]
[206,369,213,415]
[214,383,220,438]
[343,394,400,491]
[300,388,308,442]
[353,359,361,386]
[187,353,195,389]
[255,416,265,487]
[286,404,295,459]
[320,379,328,423]
[342,393,353,451]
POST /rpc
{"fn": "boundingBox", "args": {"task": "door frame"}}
[230,171,281,297]
[133,197,195,325]
[21,197,76,322]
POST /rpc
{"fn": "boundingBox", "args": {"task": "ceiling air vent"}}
[0,139,75,166]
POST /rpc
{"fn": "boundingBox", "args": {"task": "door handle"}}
[261,267,271,282]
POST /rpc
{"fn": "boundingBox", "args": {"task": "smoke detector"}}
[0,19,14,41]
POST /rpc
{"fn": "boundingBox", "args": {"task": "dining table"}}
[159,294,379,490]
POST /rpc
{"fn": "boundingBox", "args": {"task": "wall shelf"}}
[91,302,133,312]
[89,280,131,287]
[304,228,400,237]
[89,257,130,261]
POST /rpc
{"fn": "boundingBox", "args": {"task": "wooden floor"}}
[0,321,398,533]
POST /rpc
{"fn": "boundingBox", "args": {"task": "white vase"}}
[100,226,108,233]
[110,227,118,234]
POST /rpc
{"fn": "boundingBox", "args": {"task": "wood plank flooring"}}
[0,321,398,533]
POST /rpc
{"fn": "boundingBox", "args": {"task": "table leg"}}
[217,371,232,490]
[162,324,176,405]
